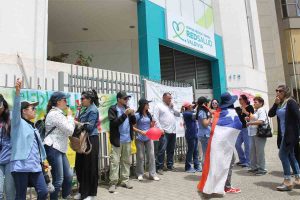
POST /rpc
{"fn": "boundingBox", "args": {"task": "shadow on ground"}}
[184,174,201,181]
[234,169,253,177]
[268,170,283,178]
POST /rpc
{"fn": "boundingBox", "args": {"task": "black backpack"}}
[35,119,56,141]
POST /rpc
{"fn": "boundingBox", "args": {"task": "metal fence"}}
[3,64,191,183]
[59,65,190,182]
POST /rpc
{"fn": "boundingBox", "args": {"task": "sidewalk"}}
[97,137,300,200]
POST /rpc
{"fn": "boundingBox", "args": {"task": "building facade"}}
[0,0,274,104]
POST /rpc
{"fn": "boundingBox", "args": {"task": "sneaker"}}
[247,168,258,173]
[240,163,249,168]
[157,169,164,175]
[62,195,73,200]
[108,185,116,193]
[137,175,144,181]
[255,170,267,176]
[225,187,241,194]
[277,183,293,191]
[120,182,133,189]
[167,166,178,172]
[149,176,160,181]
[195,168,202,172]
[83,197,95,200]
[74,193,81,200]
[186,168,196,173]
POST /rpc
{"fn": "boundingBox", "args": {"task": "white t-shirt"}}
[248,107,268,136]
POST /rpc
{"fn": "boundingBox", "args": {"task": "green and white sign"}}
[166,12,216,57]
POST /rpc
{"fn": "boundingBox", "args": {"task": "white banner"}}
[145,80,194,137]
[166,11,216,57]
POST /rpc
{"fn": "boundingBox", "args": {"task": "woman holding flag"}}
[198,92,242,195]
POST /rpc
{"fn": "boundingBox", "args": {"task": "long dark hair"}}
[82,89,100,107]
[0,97,11,136]
[210,99,219,110]
[240,94,250,105]
[46,100,56,114]
[136,103,152,121]
[196,97,209,120]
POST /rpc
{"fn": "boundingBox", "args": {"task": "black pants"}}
[75,135,99,199]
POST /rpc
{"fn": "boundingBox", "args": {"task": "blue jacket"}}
[183,111,198,139]
[11,94,46,161]
[79,103,99,136]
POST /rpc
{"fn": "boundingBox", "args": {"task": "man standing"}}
[154,92,181,174]
[108,91,136,193]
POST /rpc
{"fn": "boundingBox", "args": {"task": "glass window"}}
[281,0,300,17]
[285,29,300,64]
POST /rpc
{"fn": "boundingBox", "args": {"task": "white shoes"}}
[83,196,95,200]
[74,193,81,200]
[138,175,144,181]
[152,176,160,181]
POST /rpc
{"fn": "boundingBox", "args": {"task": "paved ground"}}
[97,137,300,200]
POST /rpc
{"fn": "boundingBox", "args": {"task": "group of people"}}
[0,78,300,199]
[0,79,100,200]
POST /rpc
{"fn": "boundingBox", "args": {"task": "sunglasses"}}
[212,102,218,105]
[122,97,129,101]
[275,89,284,93]
[81,97,86,101]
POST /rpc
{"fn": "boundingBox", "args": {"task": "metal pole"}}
[289,30,299,101]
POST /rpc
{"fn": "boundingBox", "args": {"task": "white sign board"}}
[145,80,194,137]
[166,12,216,57]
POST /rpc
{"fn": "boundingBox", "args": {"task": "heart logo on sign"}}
[172,21,185,41]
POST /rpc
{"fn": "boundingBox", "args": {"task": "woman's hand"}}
[245,116,250,122]
[15,79,22,96]
[140,130,146,135]
[275,97,281,105]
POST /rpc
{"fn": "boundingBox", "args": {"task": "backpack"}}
[35,119,56,141]
[69,123,92,154]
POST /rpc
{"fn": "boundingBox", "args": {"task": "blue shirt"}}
[197,110,211,138]
[117,106,131,143]
[276,105,286,137]
[183,111,198,139]
[11,135,41,172]
[0,124,12,165]
[135,113,151,142]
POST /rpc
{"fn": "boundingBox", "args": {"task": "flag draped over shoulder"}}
[198,108,242,195]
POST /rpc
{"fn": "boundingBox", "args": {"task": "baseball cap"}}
[182,101,194,108]
[21,101,39,110]
[138,98,152,106]
[117,91,131,99]
[49,91,70,103]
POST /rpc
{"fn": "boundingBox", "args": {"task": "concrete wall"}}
[48,39,140,74]
[257,0,285,108]
[0,0,48,89]
[218,0,268,100]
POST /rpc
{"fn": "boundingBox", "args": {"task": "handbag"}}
[32,131,51,186]
[256,110,272,138]
[69,123,92,154]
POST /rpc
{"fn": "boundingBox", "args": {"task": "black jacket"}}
[108,104,136,147]
[268,99,300,150]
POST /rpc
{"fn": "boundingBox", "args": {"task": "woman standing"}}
[75,90,100,200]
[210,99,219,113]
[182,101,200,173]
[44,91,75,199]
[11,79,48,199]
[268,85,300,191]
[0,94,15,200]
[246,96,268,176]
[133,98,159,181]
[235,95,254,167]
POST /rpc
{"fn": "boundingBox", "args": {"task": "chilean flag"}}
[198,108,242,194]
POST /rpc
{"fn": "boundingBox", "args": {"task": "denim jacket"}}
[11,94,46,161]
[79,103,99,136]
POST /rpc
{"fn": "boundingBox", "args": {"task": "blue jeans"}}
[279,138,300,180]
[0,163,15,200]
[185,137,200,171]
[12,172,48,200]
[156,133,176,169]
[45,145,73,199]
[235,128,250,166]
[199,136,209,166]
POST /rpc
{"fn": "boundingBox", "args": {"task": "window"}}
[159,45,212,89]
[285,29,300,64]
[281,0,300,18]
